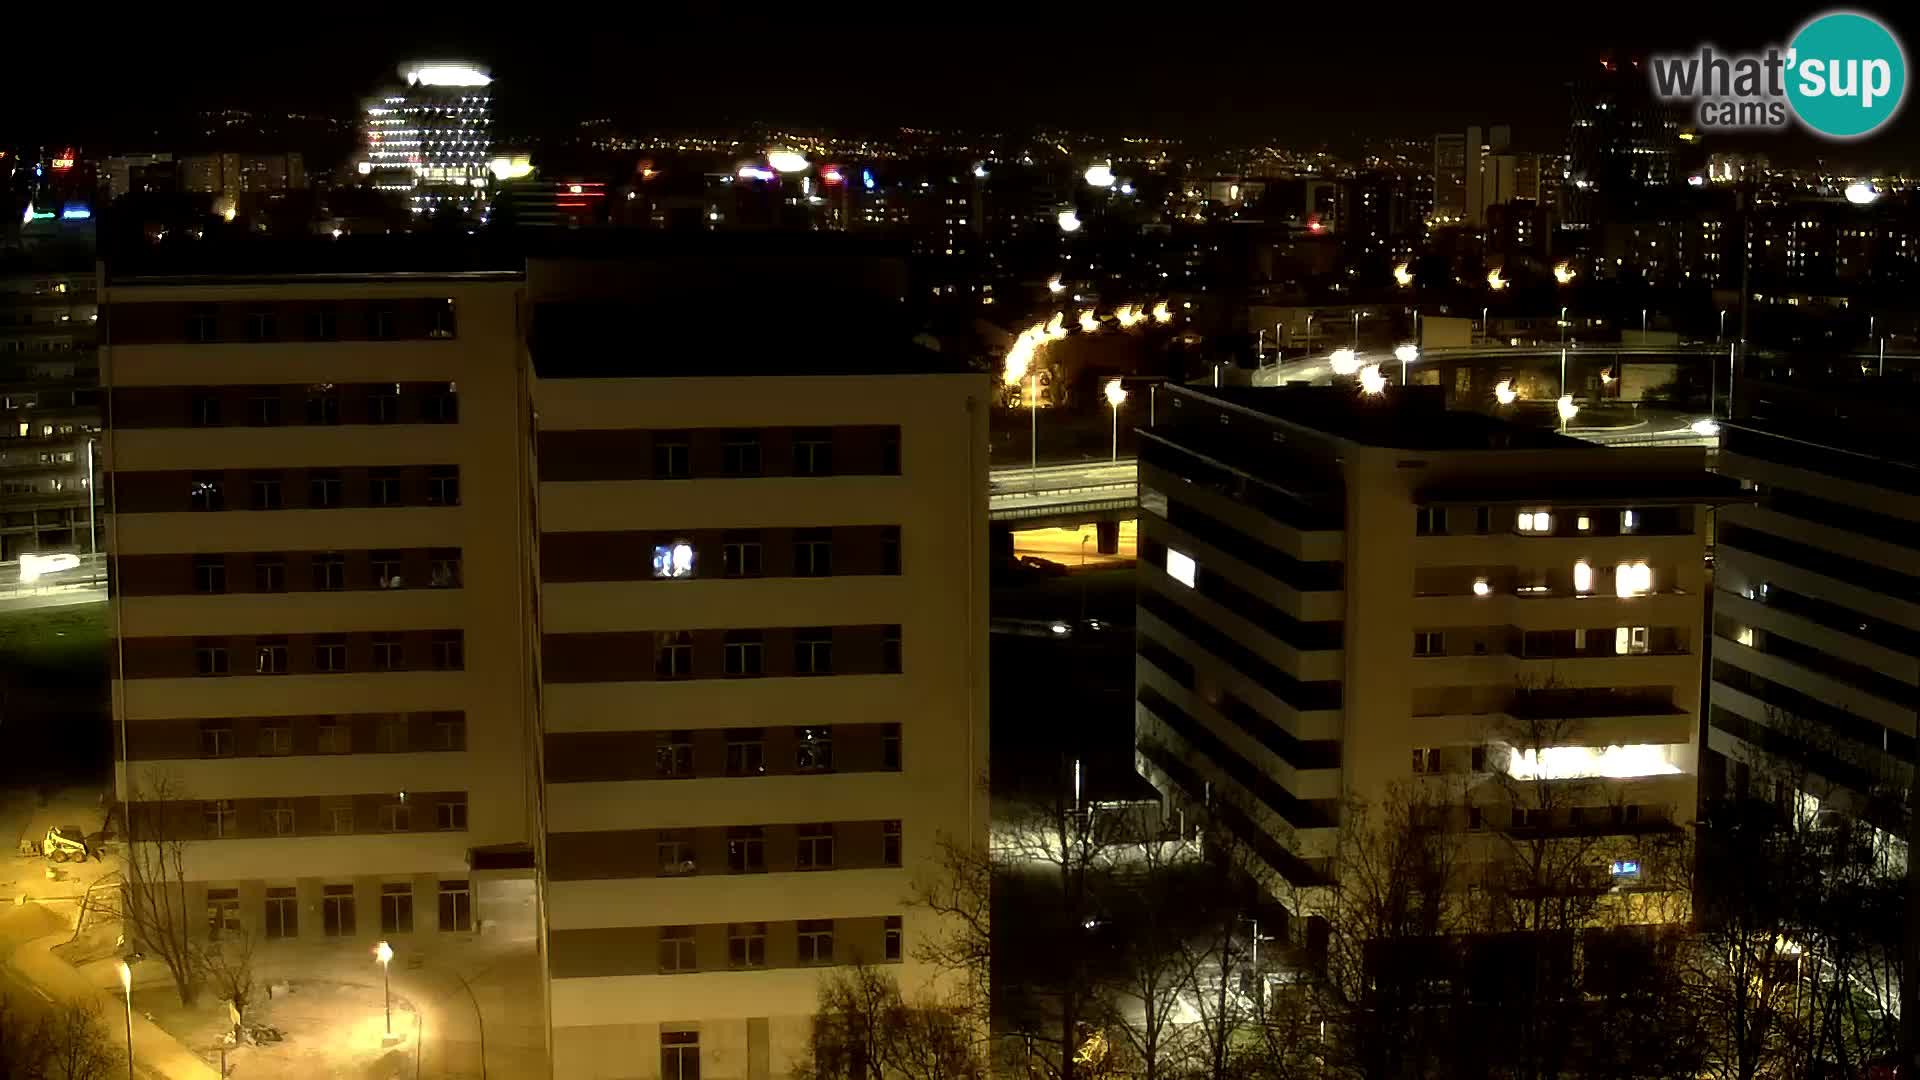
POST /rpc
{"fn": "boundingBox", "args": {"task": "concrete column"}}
[1096,520,1119,555]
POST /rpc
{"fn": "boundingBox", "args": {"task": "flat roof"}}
[1195,384,1578,451]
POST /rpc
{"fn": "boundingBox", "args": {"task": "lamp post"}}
[1719,309,1728,344]
[1560,305,1569,349]
[1481,305,1489,342]
[1352,311,1361,349]
[1105,379,1128,462]
[86,438,96,571]
[1642,307,1649,337]
[1394,343,1418,385]
[1029,372,1038,476]
[118,959,133,1080]
[1305,312,1314,352]
[376,940,394,1038]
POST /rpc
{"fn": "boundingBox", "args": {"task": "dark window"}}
[433,714,466,751]
[191,392,223,427]
[883,821,902,867]
[318,723,351,754]
[796,726,833,772]
[371,551,402,588]
[314,635,347,672]
[724,631,763,676]
[247,311,278,342]
[261,796,294,829]
[729,923,767,968]
[656,731,694,778]
[428,467,460,506]
[659,925,696,972]
[254,638,289,675]
[375,715,408,752]
[206,888,241,938]
[305,385,340,425]
[195,642,229,676]
[883,626,902,674]
[253,557,285,593]
[250,475,281,510]
[722,536,763,578]
[727,826,766,873]
[662,1031,700,1080]
[1414,631,1444,657]
[431,631,464,670]
[322,885,355,936]
[372,632,403,670]
[369,469,401,507]
[437,879,471,930]
[797,919,834,964]
[308,471,342,508]
[722,433,762,476]
[726,729,766,776]
[380,802,410,831]
[187,310,217,343]
[794,629,833,675]
[248,392,282,427]
[204,801,237,839]
[370,309,397,340]
[312,554,346,591]
[798,823,834,869]
[193,556,226,594]
[653,433,690,478]
[430,551,462,588]
[190,473,225,512]
[882,724,901,771]
[656,631,693,678]
[882,430,901,475]
[380,883,413,933]
[881,527,901,574]
[658,829,696,874]
[1475,506,1492,534]
[794,430,833,476]
[1416,507,1447,536]
[368,387,400,424]
[424,383,458,424]
[305,307,338,341]
[794,530,832,577]
[437,801,468,831]
[200,722,233,758]
[429,300,457,340]
[884,914,903,960]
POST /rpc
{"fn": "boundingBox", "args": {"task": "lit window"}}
[1166,549,1196,588]
[1735,626,1755,647]
[1615,626,1650,655]
[1576,514,1591,532]
[1472,578,1491,597]
[1573,560,1593,594]
[1517,510,1552,534]
[653,541,695,579]
[1621,509,1638,532]
[1615,562,1652,598]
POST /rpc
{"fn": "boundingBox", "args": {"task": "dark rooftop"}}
[1196,384,1578,451]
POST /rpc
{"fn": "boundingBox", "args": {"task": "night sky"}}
[13,8,1920,167]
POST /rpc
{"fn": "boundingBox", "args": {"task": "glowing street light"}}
[1486,267,1508,291]
[1105,378,1128,461]
[1150,301,1172,324]
[376,940,395,1038]
[1845,181,1880,205]
[1392,262,1413,287]
[1690,418,1721,437]
[766,150,810,174]
[1493,379,1518,406]
[1057,209,1082,233]
[1083,163,1116,189]
[1358,364,1387,396]
[1078,309,1099,334]
[1114,304,1143,328]
[1328,347,1361,376]
[118,959,134,1080]
[1557,394,1580,428]
[1047,274,1065,295]
[1553,262,1577,285]
[1393,343,1418,383]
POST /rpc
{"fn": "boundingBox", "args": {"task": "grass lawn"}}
[0,603,108,688]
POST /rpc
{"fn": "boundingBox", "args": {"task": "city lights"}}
[1084,163,1116,188]
[1057,209,1083,233]
[405,63,492,87]
[1845,181,1880,205]
[1500,743,1683,781]
[766,150,810,173]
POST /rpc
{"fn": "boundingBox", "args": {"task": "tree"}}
[1089,806,1199,1080]
[120,769,204,1006]
[40,996,119,1080]
[798,965,982,1080]
[200,926,258,1022]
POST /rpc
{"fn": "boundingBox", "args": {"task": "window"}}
[369,469,401,507]
[370,551,402,588]
[250,475,282,510]
[885,915,903,960]
[258,723,292,756]
[1415,507,1447,535]
[372,633,403,670]
[431,631,464,670]
[724,631,763,676]
[882,724,902,770]
[437,800,467,831]
[433,715,466,751]
[376,714,409,752]
[312,553,346,591]
[429,551,462,588]
[798,919,835,964]
[262,800,295,835]
[248,391,282,427]
[329,805,355,834]
[652,540,696,579]
[881,527,901,574]
[308,470,343,508]
[1576,514,1592,532]
[1165,548,1197,588]
[437,879,472,932]
[661,1031,700,1080]
[1475,506,1491,534]
[193,556,226,594]
[658,830,697,875]
[254,638,289,674]
[726,730,765,776]
[882,430,901,475]
[1517,509,1553,534]
[1412,747,1440,774]
[1621,509,1638,533]
[656,731,694,778]
[425,382,458,424]
[1413,631,1445,657]
[370,308,397,340]
[795,629,833,674]
[207,890,242,940]
[429,300,457,340]
[247,311,278,342]
[883,820,902,866]
[722,433,762,476]
[191,392,223,427]
[305,307,338,341]
[1616,626,1651,656]
[380,802,411,832]
[884,626,902,673]
[1573,559,1594,594]
[659,926,697,972]
[798,823,836,869]
[195,642,229,676]
[205,800,237,838]
[428,467,460,506]
[187,310,217,343]
[380,883,414,933]
[318,722,350,754]
[796,727,834,771]
[722,536,762,578]
[656,631,693,678]
[653,433,690,478]
[190,473,225,512]
[794,430,833,476]
[729,923,767,968]
[1615,561,1652,598]
[314,635,347,672]
[794,530,833,577]
[728,826,766,873]
[322,885,355,936]
[304,385,340,426]
[200,722,233,758]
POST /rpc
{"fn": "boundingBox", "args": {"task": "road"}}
[989,460,1138,521]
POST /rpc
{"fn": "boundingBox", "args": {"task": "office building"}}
[0,255,101,563]
[1433,127,1483,228]
[527,251,988,1077]
[1707,375,1916,850]
[180,153,309,216]
[362,61,494,219]
[1565,60,1681,230]
[1134,385,1724,911]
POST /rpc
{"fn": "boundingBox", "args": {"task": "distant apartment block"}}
[0,258,101,563]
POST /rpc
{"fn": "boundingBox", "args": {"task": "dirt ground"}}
[134,975,420,1079]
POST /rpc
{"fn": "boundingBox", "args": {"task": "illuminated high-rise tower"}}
[362,61,494,220]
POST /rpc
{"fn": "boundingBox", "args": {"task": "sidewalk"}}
[5,913,217,1079]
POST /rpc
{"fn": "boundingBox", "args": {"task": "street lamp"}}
[1105,379,1128,462]
[1352,310,1361,349]
[1394,343,1418,384]
[1560,305,1569,349]
[1481,305,1489,341]
[375,940,394,1038]
[1328,347,1361,376]
[118,959,133,1080]
[1719,309,1728,344]
[1305,312,1315,352]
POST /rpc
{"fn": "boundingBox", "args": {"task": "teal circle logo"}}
[1787,11,1907,139]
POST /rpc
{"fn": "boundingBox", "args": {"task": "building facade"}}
[362,61,494,220]
[0,256,101,565]
[1134,386,1719,915]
